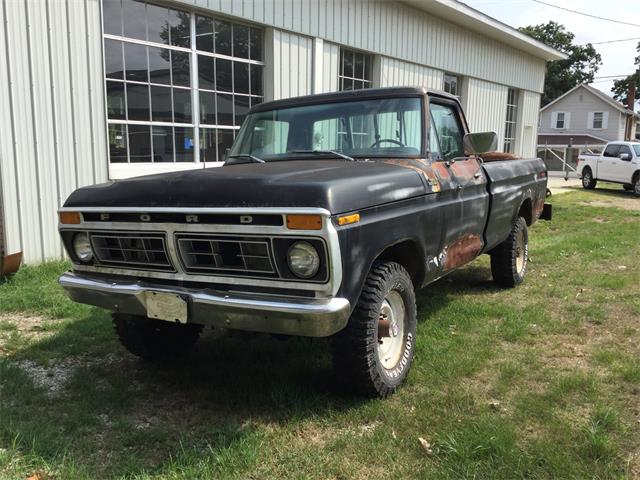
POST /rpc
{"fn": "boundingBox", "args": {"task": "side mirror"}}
[463,132,498,155]
[619,153,631,161]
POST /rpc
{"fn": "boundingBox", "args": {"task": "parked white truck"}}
[577,141,640,195]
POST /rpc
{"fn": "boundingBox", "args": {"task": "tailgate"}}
[482,158,548,251]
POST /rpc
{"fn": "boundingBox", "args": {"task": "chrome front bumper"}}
[59,271,351,337]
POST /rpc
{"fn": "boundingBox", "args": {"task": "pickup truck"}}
[577,141,640,195]
[58,87,551,397]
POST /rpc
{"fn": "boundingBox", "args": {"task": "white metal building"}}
[0,0,564,266]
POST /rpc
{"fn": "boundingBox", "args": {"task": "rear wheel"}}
[332,262,417,398]
[113,313,203,360]
[634,174,640,197]
[582,168,597,189]
[491,217,528,288]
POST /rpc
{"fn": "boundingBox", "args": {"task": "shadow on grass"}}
[0,265,498,477]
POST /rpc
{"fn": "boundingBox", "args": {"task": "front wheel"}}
[332,262,417,398]
[113,313,203,360]
[582,168,597,189]
[491,217,529,288]
[634,175,640,197]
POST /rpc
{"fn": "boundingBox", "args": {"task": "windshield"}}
[634,144,640,156]
[230,97,423,161]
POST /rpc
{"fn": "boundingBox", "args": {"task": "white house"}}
[537,84,639,172]
[0,0,564,267]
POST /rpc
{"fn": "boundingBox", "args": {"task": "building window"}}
[503,88,519,153]
[443,73,459,97]
[593,112,603,129]
[555,112,565,129]
[103,0,264,165]
[339,48,372,91]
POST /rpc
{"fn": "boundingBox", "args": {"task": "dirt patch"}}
[580,199,640,211]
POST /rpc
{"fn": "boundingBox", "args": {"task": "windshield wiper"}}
[225,154,265,165]
[288,150,355,162]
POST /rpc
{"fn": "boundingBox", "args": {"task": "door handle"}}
[456,184,463,191]
[474,172,482,179]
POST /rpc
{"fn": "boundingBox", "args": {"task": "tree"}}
[518,22,602,106]
[611,41,640,111]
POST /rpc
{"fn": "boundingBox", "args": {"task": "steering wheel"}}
[370,138,405,148]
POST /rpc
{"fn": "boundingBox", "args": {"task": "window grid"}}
[103,0,264,165]
[556,112,565,129]
[503,88,519,153]
[593,112,604,129]
[339,48,372,91]
[443,73,459,97]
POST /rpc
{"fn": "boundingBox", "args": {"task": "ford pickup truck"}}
[58,87,551,397]
[577,141,640,195]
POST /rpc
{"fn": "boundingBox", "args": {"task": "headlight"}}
[73,233,93,263]
[287,241,320,279]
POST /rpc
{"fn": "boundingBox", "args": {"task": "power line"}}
[593,74,637,79]
[591,37,640,45]
[532,0,640,28]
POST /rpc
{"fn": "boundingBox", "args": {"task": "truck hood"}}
[63,160,427,214]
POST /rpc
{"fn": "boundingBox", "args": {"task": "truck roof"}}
[251,86,460,113]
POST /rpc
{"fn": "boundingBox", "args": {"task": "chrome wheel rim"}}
[377,290,406,370]
[635,181,640,195]
[515,229,526,274]
[583,173,591,187]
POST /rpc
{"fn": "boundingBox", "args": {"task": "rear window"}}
[634,145,640,156]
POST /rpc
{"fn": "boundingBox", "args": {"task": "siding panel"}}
[0,0,108,262]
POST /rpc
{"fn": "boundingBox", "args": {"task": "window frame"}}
[338,48,373,91]
[443,73,460,98]
[555,112,565,129]
[503,88,519,153]
[592,111,604,129]
[101,0,265,175]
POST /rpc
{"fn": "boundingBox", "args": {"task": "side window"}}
[603,144,620,158]
[429,118,442,161]
[618,145,632,159]
[429,103,464,161]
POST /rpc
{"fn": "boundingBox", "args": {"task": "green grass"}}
[0,190,639,479]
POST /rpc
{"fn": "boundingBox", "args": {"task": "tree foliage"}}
[518,21,602,106]
[611,41,640,111]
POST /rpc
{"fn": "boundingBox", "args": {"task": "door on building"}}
[429,101,489,271]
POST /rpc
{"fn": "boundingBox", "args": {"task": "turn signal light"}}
[337,213,360,226]
[59,212,81,224]
[286,214,322,230]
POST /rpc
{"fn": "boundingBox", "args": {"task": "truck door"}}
[429,101,490,272]
[616,144,635,183]
[598,144,620,181]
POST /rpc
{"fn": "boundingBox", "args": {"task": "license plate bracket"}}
[145,291,188,324]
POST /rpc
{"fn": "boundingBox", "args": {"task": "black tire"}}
[113,313,203,360]
[491,217,529,288]
[581,168,597,189]
[634,174,640,197]
[332,262,417,398]
[623,184,633,192]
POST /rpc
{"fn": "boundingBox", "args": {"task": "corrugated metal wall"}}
[464,78,509,148]
[322,41,340,93]
[0,0,108,263]
[378,56,443,90]
[180,0,545,94]
[270,29,314,100]
[518,90,541,157]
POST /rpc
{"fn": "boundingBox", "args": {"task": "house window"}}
[103,0,264,165]
[593,112,604,129]
[339,48,372,90]
[555,112,565,129]
[443,73,459,97]
[503,88,519,153]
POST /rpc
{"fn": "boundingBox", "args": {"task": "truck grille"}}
[176,234,276,277]
[90,233,173,271]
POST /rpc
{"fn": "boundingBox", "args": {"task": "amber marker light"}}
[59,212,81,224]
[337,213,360,226]
[286,214,323,230]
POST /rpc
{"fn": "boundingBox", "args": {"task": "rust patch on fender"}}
[533,198,544,219]
[481,151,521,162]
[443,234,483,271]
[384,158,446,193]
[450,158,482,183]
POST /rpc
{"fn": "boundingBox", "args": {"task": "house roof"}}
[541,84,640,118]
[402,0,567,61]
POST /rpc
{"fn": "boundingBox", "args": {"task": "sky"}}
[462,0,640,99]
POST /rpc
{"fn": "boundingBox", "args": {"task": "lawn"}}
[0,189,639,479]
